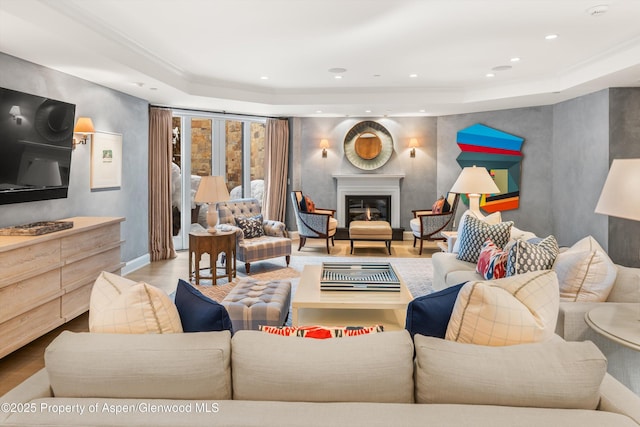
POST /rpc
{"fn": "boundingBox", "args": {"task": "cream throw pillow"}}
[452,210,502,253]
[554,236,617,302]
[445,270,559,345]
[89,271,183,333]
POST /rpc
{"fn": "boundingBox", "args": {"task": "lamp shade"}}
[74,117,95,134]
[9,105,21,117]
[195,176,230,204]
[450,165,500,195]
[320,139,329,149]
[595,158,640,221]
[409,138,418,148]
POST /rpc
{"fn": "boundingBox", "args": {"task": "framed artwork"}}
[91,131,122,190]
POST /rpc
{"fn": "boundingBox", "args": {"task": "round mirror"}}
[343,121,394,170]
[354,132,382,160]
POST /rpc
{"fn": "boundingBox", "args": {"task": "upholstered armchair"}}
[291,191,338,254]
[215,198,291,274]
[410,192,460,255]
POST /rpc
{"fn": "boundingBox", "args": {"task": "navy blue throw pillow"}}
[174,279,233,333]
[405,283,466,339]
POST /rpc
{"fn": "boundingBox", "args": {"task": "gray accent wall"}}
[608,88,640,267]
[0,53,149,263]
[552,90,610,248]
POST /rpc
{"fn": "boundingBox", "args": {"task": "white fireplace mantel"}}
[333,174,405,228]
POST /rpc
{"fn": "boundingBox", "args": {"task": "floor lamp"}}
[194,176,230,234]
[449,165,500,218]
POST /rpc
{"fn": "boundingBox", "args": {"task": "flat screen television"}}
[0,87,76,205]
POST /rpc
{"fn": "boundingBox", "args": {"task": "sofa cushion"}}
[608,264,640,303]
[414,335,607,409]
[235,214,264,238]
[555,236,617,302]
[89,271,183,334]
[258,324,383,338]
[445,270,560,345]
[476,239,508,279]
[174,279,233,332]
[45,330,232,399]
[457,215,513,263]
[231,330,414,403]
[452,210,502,253]
[507,235,559,276]
[405,283,465,338]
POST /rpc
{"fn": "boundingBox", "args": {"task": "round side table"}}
[188,229,236,285]
[585,304,640,351]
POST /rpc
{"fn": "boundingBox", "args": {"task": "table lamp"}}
[449,165,500,218]
[194,175,230,233]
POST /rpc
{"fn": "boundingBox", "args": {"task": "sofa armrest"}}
[263,220,288,238]
[599,373,640,425]
[0,369,52,422]
[556,301,603,340]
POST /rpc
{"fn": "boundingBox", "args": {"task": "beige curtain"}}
[263,118,289,222]
[148,107,177,261]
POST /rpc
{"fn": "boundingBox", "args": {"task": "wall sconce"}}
[320,139,329,158]
[409,138,418,158]
[73,117,95,149]
[9,105,22,124]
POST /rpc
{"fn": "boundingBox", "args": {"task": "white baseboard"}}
[121,253,151,275]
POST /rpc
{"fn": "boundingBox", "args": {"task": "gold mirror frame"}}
[344,121,393,170]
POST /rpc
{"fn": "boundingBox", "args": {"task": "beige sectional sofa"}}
[2,330,640,426]
[432,250,640,394]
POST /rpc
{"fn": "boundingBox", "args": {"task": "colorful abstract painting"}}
[456,124,524,213]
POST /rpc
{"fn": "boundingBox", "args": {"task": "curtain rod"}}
[150,104,286,121]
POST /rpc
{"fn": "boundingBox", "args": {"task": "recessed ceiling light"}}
[409,73,418,78]
[260,76,269,80]
[486,73,495,78]
[316,110,323,114]
[133,82,144,87]
[365,110,372,113]
[419,109,426,113]
[586,4,609,16]
[328,67,347,73]
[545,34,558,40]
[334,75,343,80]
[510,57,521,62]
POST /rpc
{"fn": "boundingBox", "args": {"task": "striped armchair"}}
[410,192,460,255]
[291,191,338,254]
[215,198,291,274]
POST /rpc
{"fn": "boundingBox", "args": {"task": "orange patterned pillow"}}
[432,197,446,214]
[304,196,316,212]
[259,325,383,339]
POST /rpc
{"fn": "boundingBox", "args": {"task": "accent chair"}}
[411,192,460,255]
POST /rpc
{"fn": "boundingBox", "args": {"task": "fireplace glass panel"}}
[346,195,391,226]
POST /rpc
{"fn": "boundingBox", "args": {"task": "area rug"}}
[196,255,434,303]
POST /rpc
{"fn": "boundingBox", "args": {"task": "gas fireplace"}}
[345,195,391,227]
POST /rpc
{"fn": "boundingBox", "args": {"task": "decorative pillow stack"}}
[235,214,264,238]
[445,270,560,346]
[476,239,508,280]
[506,235,559,276]
[456,215,513,263]
[89,271,183,334]
[554,236,617,302]
[259,325,383,339]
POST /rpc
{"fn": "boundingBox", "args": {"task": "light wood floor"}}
[0,238,438,396]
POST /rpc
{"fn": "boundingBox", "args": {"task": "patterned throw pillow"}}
[456,215,513,264]
[259,325,383,339]
[235,215,264,238]
[432,197,445,214]
[476,239,508,280]
[304,196,316,212]
[506,235,559,276]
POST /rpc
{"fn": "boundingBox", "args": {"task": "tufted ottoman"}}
[221,278,291,331]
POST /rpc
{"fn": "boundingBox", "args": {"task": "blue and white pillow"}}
[506,235,559,276]
[456,215,513,264]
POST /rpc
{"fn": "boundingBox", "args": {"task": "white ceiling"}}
[1,0,640,117]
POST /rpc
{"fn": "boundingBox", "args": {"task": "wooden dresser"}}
[0,217,125,358]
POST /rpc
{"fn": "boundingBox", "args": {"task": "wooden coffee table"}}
[292,264,413,331]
